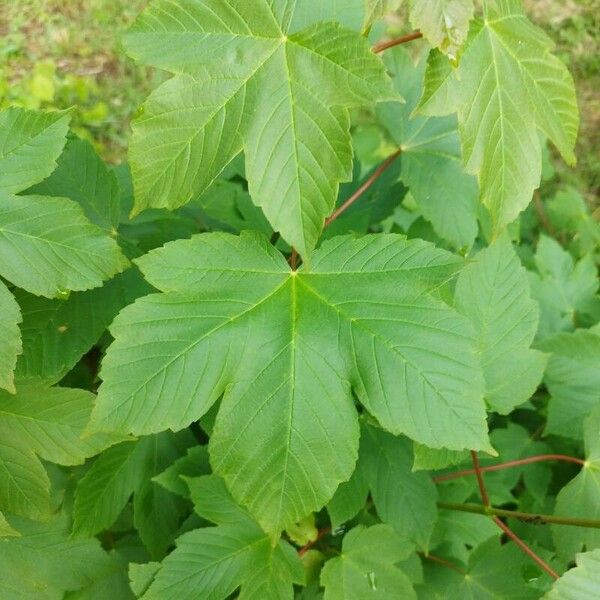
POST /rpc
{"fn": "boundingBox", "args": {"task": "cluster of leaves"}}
[0,0,599,598]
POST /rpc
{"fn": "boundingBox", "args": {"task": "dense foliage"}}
[0,1,599,598]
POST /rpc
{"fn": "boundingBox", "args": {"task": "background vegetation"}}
[1,0,598,209]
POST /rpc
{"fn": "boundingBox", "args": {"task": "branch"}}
[298,526,331,557]
[470,450,490,507]
[324,150,401,227]
[468,451,558,580]
[438,502,600,530]
[492,516,559,580]
[373,31,423,53]
[433,454,585,483]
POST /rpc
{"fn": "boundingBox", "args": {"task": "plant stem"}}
[470,450,490,507]
[468,451,558,580]
[289,248,298,270]
[492,516,559,580]
[372,31,423,54]
[298,526,331,557]
[438,502,600,529]
[433,454,585,483]
[324,150,401,227]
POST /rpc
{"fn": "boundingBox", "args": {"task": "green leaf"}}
[539,329,600,439]
[142,475,304,599]
[421,2,578,234]
[543,549,600,600]
[529,236,599,340]
[0,434,50,521]
[362,422,438,550]
[129,562,161,597]
[364,0,403,31]
[195,180,272,236]
[327,453,370,529]
[430,510,498,564]
[445,536,539,599]
[90,232,490,534]
[0,382,116,521]
[378,48,478,250]
[0,383,119,467]
[409,0,474,58]
[14,269,150,384]
[27,136,121,232]
[483,423,552,505]
[73,432,191,549]
[552,406,600,560]
[124,0,395,258]
[412,444,467,471]
[0,192,128,298]
[0,108,70,194]
[153,445,211,498]
[0,513,117,599]
[416,49,461,117]
[290,0,364,32]
[320,524,416,599]
[455,238,547,414]
[0,280,21,393]
[0,511,19,537]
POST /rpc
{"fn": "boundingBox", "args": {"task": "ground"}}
[0,0,597,209]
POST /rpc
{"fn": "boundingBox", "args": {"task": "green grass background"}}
[1,0,597,212]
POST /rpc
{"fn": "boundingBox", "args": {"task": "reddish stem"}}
[493,516,559,580]
[470,451,490,507]
[324,150,401,227]
[372,31,423,54]
[433,454,585,483]
[470,451,559,581]
[298,526,331,557]
[289,248,298,270]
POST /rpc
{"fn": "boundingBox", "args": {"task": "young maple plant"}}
[1,0,600,598]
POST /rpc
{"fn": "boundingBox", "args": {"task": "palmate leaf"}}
[141,475,303,599]
[0,279,22,393]
[377,48,478,249]
[0,383,117,521]
[552,406,600,561]
[455,238,546,414]
[417,0,578,234]
[90,232,490,535]
[124,0,396,258]
[320,524,416,599]
[543,549,600,600]
[409,0,474,58]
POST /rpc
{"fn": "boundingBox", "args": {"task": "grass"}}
[0,0,157,163]
[0,0,598,210]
